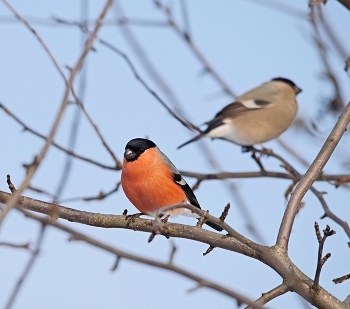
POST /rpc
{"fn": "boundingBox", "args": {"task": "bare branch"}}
[180,169,350,185]
[97,36,200,133]
[317,6,348,60]
[333,274,350,284]
[14,207,265,309]
[4,224,46,309]
[0,15,168,27]
[1,0,66,82]
[154,0,236,98]
[336,0,350,11]
[0,0,114,230]
[312,223,336,290]
[57,182,121,204]
[0,190,257,258]
[277,102,350,249]
[245,282,290,309]
[0,241,31,251]
[1,191,349,308]
[311,5,344,113]
[0,103,118,170]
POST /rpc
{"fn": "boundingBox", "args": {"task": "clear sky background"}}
[0,1,349,308]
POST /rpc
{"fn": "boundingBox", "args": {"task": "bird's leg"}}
[125,212,145,225]
[242,145,266,172]
[161,214,170,223]
[258,143,273,156]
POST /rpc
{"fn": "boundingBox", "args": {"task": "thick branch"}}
[15,207,265,309]
[277,102,350,249]
[0,190,257,258]
[1,191,348,308]
[337,0,350,11]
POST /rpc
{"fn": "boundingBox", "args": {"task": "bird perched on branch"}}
[178,77,302,148]
[121,138,223,231]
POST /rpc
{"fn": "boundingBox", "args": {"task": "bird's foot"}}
[125,212,144,225]
[241,146,266,172]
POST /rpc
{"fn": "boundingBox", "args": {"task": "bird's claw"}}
[125,212,144,225]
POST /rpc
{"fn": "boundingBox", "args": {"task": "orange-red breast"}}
[121,138,222,231]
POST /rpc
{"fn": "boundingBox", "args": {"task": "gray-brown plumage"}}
[178,77,302,148]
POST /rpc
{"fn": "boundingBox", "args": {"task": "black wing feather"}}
[173,173,200,209]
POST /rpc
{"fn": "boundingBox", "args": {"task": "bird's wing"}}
[205,100,272,132]
[158,149,201,209]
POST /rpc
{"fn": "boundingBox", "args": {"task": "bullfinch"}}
[178,77,302,148]
[121,138,223,231]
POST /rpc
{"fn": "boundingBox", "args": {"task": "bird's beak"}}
[124,148,137,161]
[294,86,302,95]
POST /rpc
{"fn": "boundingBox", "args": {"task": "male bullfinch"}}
[121,138,223,231]
[178,77,302,148]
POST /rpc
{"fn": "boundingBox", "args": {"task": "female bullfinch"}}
[121,138,222,231]
[178,77,302,148]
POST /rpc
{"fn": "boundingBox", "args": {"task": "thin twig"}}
[0,103,118,170]
[180,170,350,185]
[0,16,168,27]
[4,224,46,309]
[312,223,335,290]
[317,6,348,60]
[311,5,344,113]
[54,1,89,201]
[98,34,200,133]
[154,0,236,97]
[0,241,31,251]
[244,282,290,309]
[57,182,121,204]
[333,274,350,284]
[0,0,114,231]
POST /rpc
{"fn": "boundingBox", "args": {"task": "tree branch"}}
[4,224,46,309]
[1,190,349,308]
[0,0,114,230]
[180,170,350,185]
[312,223,335,290]
[0,190,258,258]
[0,103,118,171]
[337,0,350,11]
[277,102,350,249]
[154,0,236,98]
[13,207,265,309]
[244,282,290,309]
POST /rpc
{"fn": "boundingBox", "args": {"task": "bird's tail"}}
[205,220,223,232]
[177,134,203,149]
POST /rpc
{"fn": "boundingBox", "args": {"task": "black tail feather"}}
[205,220,223,232]
[177,134,203,149]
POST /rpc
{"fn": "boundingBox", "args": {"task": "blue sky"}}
[1,1,350,308]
